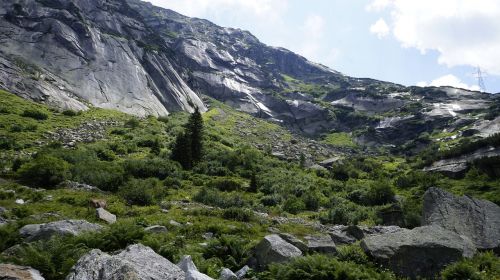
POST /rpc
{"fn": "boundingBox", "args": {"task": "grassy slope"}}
[0,90,498,279]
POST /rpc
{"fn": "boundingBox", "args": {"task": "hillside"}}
[0,90,499,279]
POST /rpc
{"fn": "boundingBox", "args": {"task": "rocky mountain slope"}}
[1,0,498,145]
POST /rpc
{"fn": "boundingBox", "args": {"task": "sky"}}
[145,0,500,93]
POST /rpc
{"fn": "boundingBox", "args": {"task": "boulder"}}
[361,225,476,279]
[96,208,116,224]
[251,234,302,270]
[304,235,337,255]
[66,244,185,280]
[19,220,103,242]
[0,264,44,280]
[235,265,250,279]
[219,268,237,280]
[328,231,356,245]
[422,187,500,251]
[278,233,308,252]
[145,225,168,233]
[177,255,214,280]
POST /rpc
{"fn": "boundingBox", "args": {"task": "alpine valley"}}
[0,1,499,280]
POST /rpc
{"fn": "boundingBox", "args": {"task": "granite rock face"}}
[361,225,476,279]
[422,187,500,251]
[251,234,302,270]
[66,244,185,280]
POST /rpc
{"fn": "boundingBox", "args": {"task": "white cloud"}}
[367,0,500,75]
[370,18,390,39]
[365,0,391,12]
[417,74,481,91]
[145,0,288,25]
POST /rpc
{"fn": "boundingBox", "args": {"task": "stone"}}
[304,235,337,255]
[235,265,250,279]
[19,220,103,242]
[361,225,476,279]
[202,232,214,240]
[15,199,25,205]
[96,208,116,224]
[177,255,214,280]
[251,234,302,270]
[145,225,168,233]
[278,233,308,252]
[170,220,183,227]
[219,268,237,280]
[0,264,44,280]
[66,244,185,280]
[422,187,500,251]
[328,231,356,245]
[59,181,102,192]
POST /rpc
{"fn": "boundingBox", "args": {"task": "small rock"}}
[15,199,25,205]
[170,220,182,227]
[96,207,116,224]
[178,255,214,280]
[145,225,168,233]
[202,232,214,240]
[235,265,250,279]
[0,263,44,280]
[219,268,237,280]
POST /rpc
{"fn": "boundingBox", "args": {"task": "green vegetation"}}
[0,90,499,279]
[322,132,357,147]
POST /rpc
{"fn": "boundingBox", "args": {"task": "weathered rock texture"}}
[251,234,302,270]
[423,187,500,251]
[66,244,185,280]
[0,263,44,280]
[19,219,103,242]
[361,225,476,279]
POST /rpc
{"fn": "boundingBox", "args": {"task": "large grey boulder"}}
[251,234,302,270]
[278,233,308,252]
[19,220,103,242]
[219,268,237,280]
[304,235,337,255]
[361,225,476,279]
[0,263,44,280]
[422,187,500,251]
[177,255,213,280]
[66,244,185,280]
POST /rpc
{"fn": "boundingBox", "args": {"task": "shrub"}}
[119,178,165,206]
[193,188,246,209]
[283,197,306,214]
[22,109,48,120]
[125,118,140,128]
[17,155,70,188]
[441,251,500,280]
[123,158,180,180]
[203,235,250,271]
[0,223,21,252]
[208,177,242,192]
[0,136,16,150]
[260,194,282,207]
[71,160,125,191]
[364,181,395,206]
[62,109,79,116]
[96,148,116,161]
[76,221,145,252]
[263,254,395,280]
[222,207,254,222]
[337,245,369,264]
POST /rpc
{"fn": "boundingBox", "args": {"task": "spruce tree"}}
[171,107,204,169]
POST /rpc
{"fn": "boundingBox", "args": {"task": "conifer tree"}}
[171,107,204,169]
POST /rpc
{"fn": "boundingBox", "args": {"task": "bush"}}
[125,118,140,128]
[441,251,500,280]
[364,181,395,206]
[75,221,145,252]
[337,245,369,264]
[283,197,306,214]
[71,160,125,191]
[123,158,180,180]
[203,235,250,271]
[62,109,79,116]
[263,254,395,280]
[17,155,70,188]
[193,188,246,209]
[22,109,48,120]
[208,177,242,192]
[222,207,254,222]
[119,178,165,206]
[260,194,282,207]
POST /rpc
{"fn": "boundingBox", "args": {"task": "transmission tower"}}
[473,66,487,92]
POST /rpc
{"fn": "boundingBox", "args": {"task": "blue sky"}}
[146,0,500,93]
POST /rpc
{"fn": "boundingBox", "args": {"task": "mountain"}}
[0,0,499,145]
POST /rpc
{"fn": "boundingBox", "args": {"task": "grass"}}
[321,132,357,147]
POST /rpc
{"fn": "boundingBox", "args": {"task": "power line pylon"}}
[473,66,487,92]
